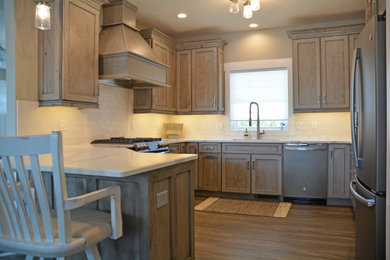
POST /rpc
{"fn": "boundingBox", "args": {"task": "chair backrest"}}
[0,131,72,245]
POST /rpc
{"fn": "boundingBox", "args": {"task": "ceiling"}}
[129,0,366,38]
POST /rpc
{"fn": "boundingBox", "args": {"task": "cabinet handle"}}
[322,95,326,104]
[205,146,215,150]
[213,97,216,107]
[252,161,255,170]
[316,94,320,104]
[331,150,333,159]
[247,161,250,169]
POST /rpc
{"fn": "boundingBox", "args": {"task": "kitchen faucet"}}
[249,102,265,139]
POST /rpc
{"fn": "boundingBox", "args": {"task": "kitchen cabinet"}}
[251,155,282,195]
[288,24,364,112]
[198,153,222,191]
[134,28,176,113]
[222,154,251,193]
[38,0,105,108]
[176,39,226,114]
[327,144,351,199]
[366,0,385,23]
[187,143,199,190]
[221,143,283,196]
[176,50,192,112]
[168,143,186,153]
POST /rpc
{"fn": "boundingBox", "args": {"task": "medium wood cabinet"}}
[187,143,199,190]
[176,39,226,114]
[39,0,104,108]
[327,144,351,199]
[198,153,221,191]
[288,24,364,112]
[134,28,176,113]
[222,154,251,193]
[251,155,282,195]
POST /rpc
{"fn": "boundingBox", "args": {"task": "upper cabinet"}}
[288,24,363,112]
[134,28,176,113]
[39,0,106,108]
[176,39,226,114]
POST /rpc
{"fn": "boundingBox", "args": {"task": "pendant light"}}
[35,0,51,30]
[229,0,240,14]
[243,0,253,19]
[251,0,260,11]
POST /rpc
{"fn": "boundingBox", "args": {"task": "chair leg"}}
[85,245,102,260]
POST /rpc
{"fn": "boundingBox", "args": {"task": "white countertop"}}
[164,136,352,144]
[37,145,198,178]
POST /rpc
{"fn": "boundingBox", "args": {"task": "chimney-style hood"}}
[99,0,170,88]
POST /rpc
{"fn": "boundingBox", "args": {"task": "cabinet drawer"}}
[169,144,181,153]
[199,143,221,153]
[222,143,282,154]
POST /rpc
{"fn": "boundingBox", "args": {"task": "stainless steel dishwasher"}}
[283,143,328,199]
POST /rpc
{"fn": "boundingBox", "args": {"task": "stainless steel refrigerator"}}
[350,14,386,260]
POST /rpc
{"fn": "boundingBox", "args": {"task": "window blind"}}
[230,68,288,121]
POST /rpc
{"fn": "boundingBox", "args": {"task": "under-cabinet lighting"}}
[249,23,258,28]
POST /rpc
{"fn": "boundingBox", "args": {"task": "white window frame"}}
[224,58,293,134]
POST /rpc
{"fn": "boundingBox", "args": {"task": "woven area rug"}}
[195,197,292,218]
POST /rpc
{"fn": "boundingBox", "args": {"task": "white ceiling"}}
[130,0,366,38]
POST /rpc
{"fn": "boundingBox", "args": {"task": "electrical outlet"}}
[156,190,168,209]
[216,122,224,130]
[311,121,318,129]
[59,120,68,131]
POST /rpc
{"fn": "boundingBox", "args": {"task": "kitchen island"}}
[38,146,198,260]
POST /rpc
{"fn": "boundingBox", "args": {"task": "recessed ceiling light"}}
[249,23,258,28]
[177,13,187,19]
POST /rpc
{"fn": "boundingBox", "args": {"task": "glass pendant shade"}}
[229,0,239,14]
[251,0,260,11]
[35,2,51,30]
[243,1,253,19]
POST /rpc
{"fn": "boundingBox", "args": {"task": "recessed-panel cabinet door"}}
[187,143,199,189]
[176,50,192,112]
[152,40,169,111]
[321,35,350,109]
[63,0,99,103]
[198,153,221,191]
[328,144,351,198]
[191,47,218,112]
[168,49,177,112]
[222,154,251,193]
[293,38,321,110]
[251,155,282,195]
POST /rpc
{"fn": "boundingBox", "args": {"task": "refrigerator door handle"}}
[350,176,375,207]
[350,48,361,168]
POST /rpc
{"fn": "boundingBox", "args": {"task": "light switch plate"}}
[156,190,168,209]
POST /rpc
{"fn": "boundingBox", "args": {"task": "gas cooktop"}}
[90,137,168,153]
[91,137,162,145]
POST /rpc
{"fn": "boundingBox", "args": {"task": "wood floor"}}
[195,198,356,260]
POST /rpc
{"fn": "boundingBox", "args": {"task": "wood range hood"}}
[99,0,170,88]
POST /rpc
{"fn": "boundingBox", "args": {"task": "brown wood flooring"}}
[195,197,356,260]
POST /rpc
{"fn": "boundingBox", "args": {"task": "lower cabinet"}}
[327,144,351,199]
[187,143,199,190]
[222,154,251,193]
[252,155,282,195]
[198,153,221,191]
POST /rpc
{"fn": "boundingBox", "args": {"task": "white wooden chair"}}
[0,132,123,260]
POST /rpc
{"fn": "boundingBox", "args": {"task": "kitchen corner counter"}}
[37,145,198,178]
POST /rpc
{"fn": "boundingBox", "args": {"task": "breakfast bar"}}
[38,146,198,260]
